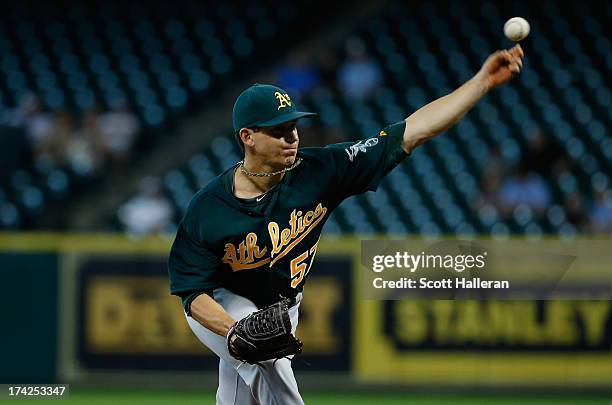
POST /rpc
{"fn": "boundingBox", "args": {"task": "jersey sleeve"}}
[179,291,211,316]
[325,120,408,199]
[167,212,220,297]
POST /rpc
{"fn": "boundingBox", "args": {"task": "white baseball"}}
[504,17,530,42]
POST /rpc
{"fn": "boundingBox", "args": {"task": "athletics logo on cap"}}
[275,92,292,110]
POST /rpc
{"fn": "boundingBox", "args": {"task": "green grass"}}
[2,389,610,404]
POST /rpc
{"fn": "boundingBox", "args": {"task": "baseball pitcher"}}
[168,45,524,404]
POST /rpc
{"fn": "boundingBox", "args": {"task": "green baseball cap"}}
[232,84,317,132]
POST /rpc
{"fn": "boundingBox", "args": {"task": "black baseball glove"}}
[226,298,303,364]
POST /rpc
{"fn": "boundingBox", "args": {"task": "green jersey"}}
[168,121,407,308]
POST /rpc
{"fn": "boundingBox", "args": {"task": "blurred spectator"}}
[97,103,141,163]
[551,155,575,182]
[36,110,74,169]
[277,50,321,99]
[484,145,511,178]
[477,170,503,211]
[522,128,566,177]
[8,93,55,156]
[65,108,104,177]
[564,192,589,231]
[117,176,174,236]
[316,48,340,89]
[474,148,509,216]
[497,164,551,217]
[588,190,612,233]
[337,37,382,100]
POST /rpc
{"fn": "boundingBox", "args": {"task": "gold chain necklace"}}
[238,157,303,177]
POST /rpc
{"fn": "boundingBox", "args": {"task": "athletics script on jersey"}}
[222,203,327,286]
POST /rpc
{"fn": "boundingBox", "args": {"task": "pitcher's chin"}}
[283,154,297,166]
